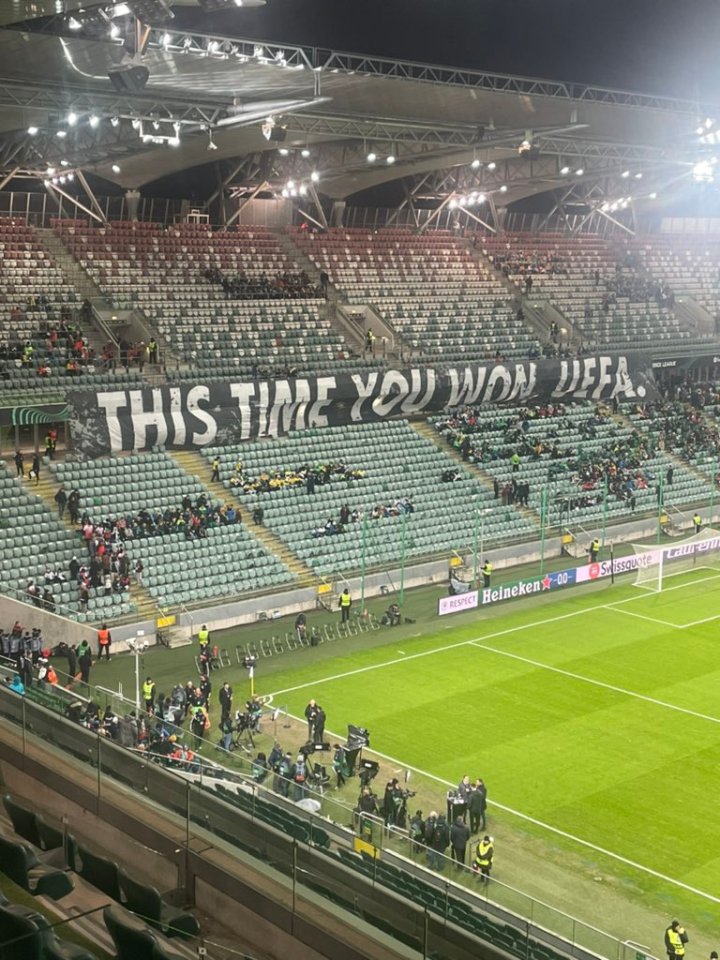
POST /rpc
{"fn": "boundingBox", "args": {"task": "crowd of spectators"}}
[202,267,320,300]
[229,461,366,494]
[484,247,569,282]
[79,493,240,544]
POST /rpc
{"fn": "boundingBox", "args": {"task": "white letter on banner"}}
[466,365,489,404]
[483,365,513,403]
[552,359,581,397]
[230,383,255,439]
[610,356,638,400]
[96,391,129,453]
[447,367,471,408]
[591,355,613,400]
[267,380,311,435]
[575,357,597,398]
[186,385,216,446]
[129,389,168,450]
[350,372,377,421]
[507,363,536,402]
[168,387,185,445]
[309,377,336,427]
[256,381,270,438]
[401,368,435,415]
[372,370,408,418]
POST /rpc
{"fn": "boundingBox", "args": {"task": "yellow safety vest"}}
[474,841,493,867]
[340,593,351,608]
[198,629,209,646]
[142,681,154,700]
[666,928,685,957]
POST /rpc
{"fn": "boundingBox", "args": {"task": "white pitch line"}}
[606,606,677,628]
[268,600,610,698]
[468,640,720,726]
[281,707,720,907]
[679,613,720,630]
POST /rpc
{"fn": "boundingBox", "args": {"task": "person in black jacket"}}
[469,778,488,833]
[450,817,471,867]
[427,813,449,870]
[219,682,233,722]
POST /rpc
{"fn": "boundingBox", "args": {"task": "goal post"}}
[633,528,720,593]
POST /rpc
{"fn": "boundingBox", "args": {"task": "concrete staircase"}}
[28,465,159,623]
[409,420,541,530]
[168,449,318,587]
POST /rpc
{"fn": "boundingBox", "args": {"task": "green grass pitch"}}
[258,571,720,935]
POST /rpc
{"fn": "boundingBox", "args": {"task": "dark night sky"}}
[176,0,720,101]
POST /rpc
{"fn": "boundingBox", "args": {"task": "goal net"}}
[633,528,720,593]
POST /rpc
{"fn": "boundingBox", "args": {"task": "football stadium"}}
[0,2,719,960]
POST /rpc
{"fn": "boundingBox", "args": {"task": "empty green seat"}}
[117,868,199,940]
[0,835,73,900]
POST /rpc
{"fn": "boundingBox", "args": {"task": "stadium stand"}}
[51,220,350,378]
[288,227,541,361]
[0,462,136,621]
[628,235,720,322]
[203,419,538,575]
[0,219,142,403]
[50,451,295,608]
[480,233,712,351]
[432,401,709,529]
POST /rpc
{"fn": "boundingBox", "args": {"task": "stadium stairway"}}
[410,420,542,530]
[169,449,318,587]
[28,469,159,623]
[36,228,105,305]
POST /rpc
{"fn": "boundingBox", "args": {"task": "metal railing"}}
[0,683,662,960]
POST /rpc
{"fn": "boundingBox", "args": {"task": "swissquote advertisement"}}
[67,354,658,458]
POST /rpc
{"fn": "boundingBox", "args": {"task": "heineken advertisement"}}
[67,354,658,458]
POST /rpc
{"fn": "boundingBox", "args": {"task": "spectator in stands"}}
[54,485,67,518]
[13,450,23,477]
[29,452,40,485]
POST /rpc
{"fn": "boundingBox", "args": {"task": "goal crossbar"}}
[632,529,720,593]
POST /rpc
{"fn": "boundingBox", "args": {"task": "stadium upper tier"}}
[203,419,539,575]
[480,233,713,351]
[51,219,350,379]
[628,235,720,322]
[0,218,142,403]
[288,226,541,361]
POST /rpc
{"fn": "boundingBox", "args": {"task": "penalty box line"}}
[280,707,720,907]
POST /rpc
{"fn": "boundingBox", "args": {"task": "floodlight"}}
[649,191,657,199]
[89,115,99,128]
[487,161,496,171]
[634,172,643,179]
[111,164,121,173]
[576,168,584,176]
[386,154,396,164]
[477,193,486,203]
[68,17,82,30]
[560,165,570,175]
[471,158,481,169]
[693,160,715,182]
[310,170,320,182]
[27,126,38,135]
[301,148,310,158]
[60,160,69,167]
[110,24,120,39]
[449,198,457,209]
[499,184,508,193]
[299,184,307,196]
[367,152,377,162]
[56,130,67,138]
[621,170,630,178]
[111,116,120,127]
[111,2,131,14]
[278,147,289,156]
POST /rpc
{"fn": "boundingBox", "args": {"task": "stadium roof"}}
[0,0,716,216]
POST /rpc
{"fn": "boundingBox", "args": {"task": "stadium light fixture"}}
[649,191,657,199]
[111,116,120,127]
[111,2,131,14]
[27,125,38,135]
[278,147,289,156]
[56,130,67,138]
[386,154,396,165]
[111,163,121,173]
[46,166,55,175]
[110,23,121,39]
[67,112,78,126]
[310,170,320,182]
[487,161,496,171]
[621,170,630,178]
[693,159,715,183]
[499,184,508,193]
[68,17,82,30]
[634,172,643,179]
[89,115,99,128]
[207,130,218,150]
[575,167,584,176]
[60,160,69,167]
[367,152,377,163]
[560,165,570,175]
[301,148,311,158]
[471,158,481,169]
